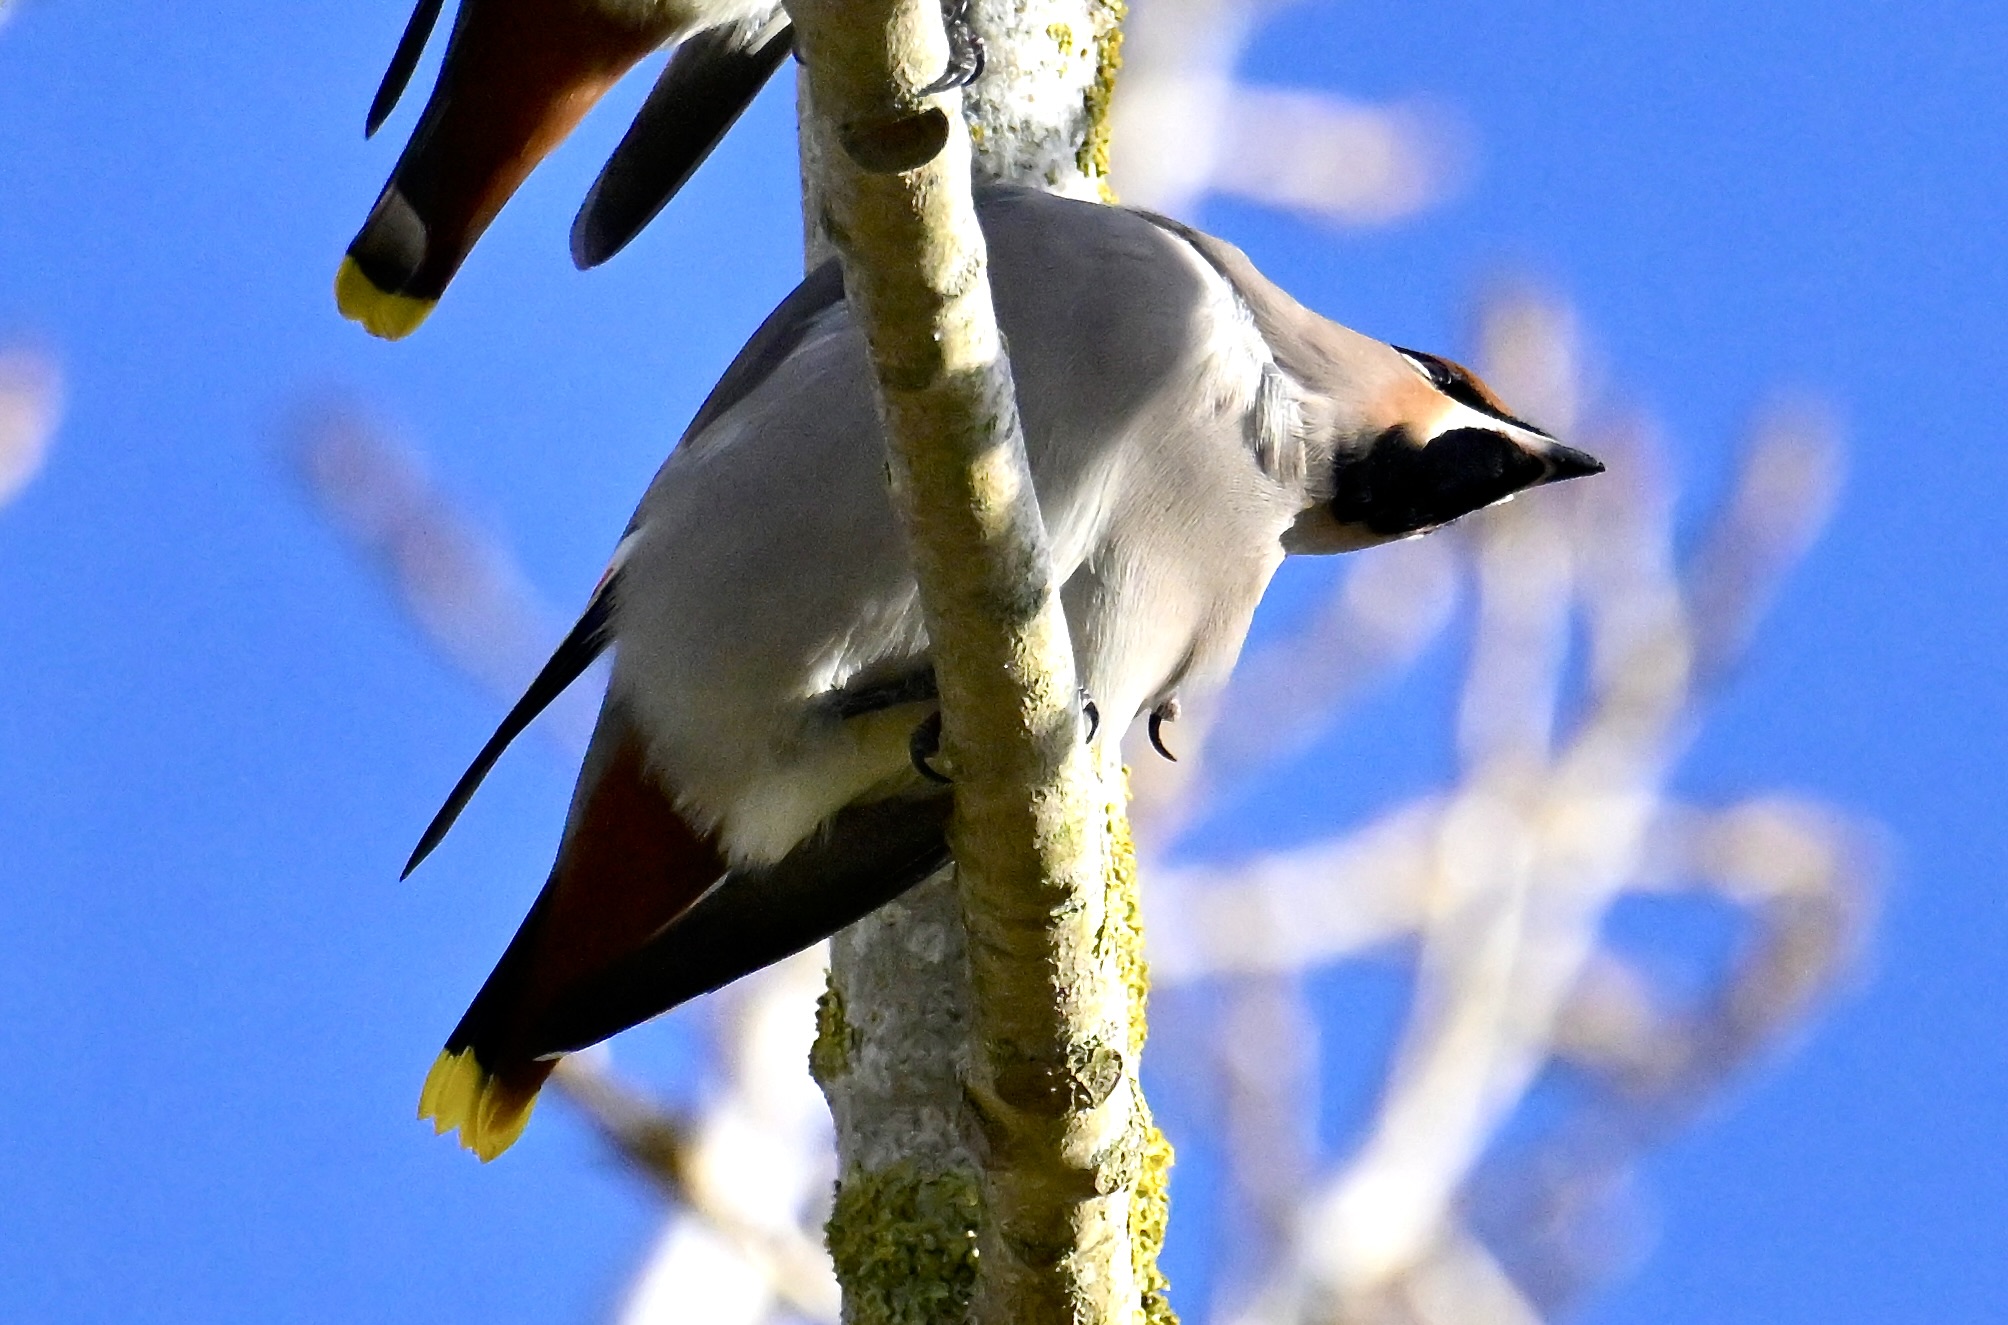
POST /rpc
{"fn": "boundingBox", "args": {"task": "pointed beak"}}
[1537,441,1605,485]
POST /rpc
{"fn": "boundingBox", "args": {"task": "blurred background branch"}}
[0,345,60,510]
[1151,287,1871,1325]
[1109,0,1468,221]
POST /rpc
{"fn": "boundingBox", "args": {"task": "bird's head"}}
[1284,340,1603,553]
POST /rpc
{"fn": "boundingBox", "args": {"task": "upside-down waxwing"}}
[336,0,989,340]
[405,185,1603,1159]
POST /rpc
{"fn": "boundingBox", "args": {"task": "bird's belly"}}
[609,543,931,867]
[669,703,927,867]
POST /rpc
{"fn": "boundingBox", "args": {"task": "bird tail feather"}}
[338,0,669,339]
[418,1048,554,1162]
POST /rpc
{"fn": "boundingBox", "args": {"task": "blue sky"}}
[1,1,2003,1321]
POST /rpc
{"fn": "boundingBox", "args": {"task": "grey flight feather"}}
[365,0,447,138]
[402,570,621,879]
[571,10,793,269]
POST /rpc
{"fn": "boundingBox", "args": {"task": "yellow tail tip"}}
[418,1048,541,1162]
[335,257,435,340]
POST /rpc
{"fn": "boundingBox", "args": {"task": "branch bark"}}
[788,1,1164,1321]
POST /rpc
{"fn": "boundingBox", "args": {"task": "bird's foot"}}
[909,686,1097,782]
[1147,698,1180,762]
[918,0,985,95]
[909,711,951,784]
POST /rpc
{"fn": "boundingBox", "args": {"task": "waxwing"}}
[406,185,1603,1158]
[336,0,989,339]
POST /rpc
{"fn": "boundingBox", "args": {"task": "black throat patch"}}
[1328,425,1548,535]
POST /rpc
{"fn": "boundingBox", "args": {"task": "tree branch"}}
[788,0,1150,1318]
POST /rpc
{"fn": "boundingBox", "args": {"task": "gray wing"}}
[571,9,793,269]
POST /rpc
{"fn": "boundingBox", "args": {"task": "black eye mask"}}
[1393,347,1553,439]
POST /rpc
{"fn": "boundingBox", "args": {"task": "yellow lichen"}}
[1132,1123,1177,1325]
[825,1163,982,1325]
[1107,786,1150,1059]
[1078,0,1127,198]
[1048,21,1075,56]
[1109,773,1178,1322]
[810,974,857,1086]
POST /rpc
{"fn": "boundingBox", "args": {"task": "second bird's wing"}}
[572,9,794,270]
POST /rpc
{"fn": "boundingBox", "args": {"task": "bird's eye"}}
[1396,347,1454,390]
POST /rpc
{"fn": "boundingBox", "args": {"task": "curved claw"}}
[1080,689,1101,744]
[1147,698,1180,762]
[910,711,951,784]
[917,0,985,95]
